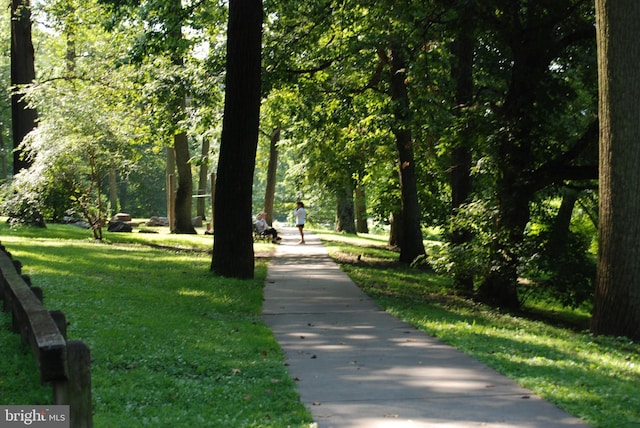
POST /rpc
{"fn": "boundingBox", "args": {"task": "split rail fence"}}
[0,243,92,428]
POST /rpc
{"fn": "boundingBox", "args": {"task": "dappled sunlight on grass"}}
[178,288,210,298]
[0,222,312,426]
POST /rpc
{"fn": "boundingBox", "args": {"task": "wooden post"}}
[50,310,68,339]
[67,341,92,428]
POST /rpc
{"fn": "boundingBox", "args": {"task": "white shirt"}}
[294,207,307,225]
[255,218,268,233]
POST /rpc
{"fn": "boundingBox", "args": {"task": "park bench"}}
[253,224,271,242]
[0,244,92,428]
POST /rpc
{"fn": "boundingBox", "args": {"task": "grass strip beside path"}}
[315,230,640,428]
[0,224,313,427]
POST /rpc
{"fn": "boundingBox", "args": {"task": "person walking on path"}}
[294,201,307,244]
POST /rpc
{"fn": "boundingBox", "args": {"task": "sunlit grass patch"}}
[0,222,311,427]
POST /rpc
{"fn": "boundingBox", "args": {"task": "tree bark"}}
[388,210,402,248]
[211,0,263,279]
[552,188,579,243]
[388,45,426,263]
[166,147,176,231]
[264,128,280,224]
[591,0,640,340]
[174,129,196,234]
[476,3,564,309]
[449,3,475,292]
[167,0,195,235]
[197,137,211,220]
[477,189,529,307]
[355,184,369,234]
[335,180,356,234]
[11,0,37,174]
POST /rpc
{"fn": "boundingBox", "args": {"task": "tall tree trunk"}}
[11,0,37,174]
[449,3,475,292]
[551,188,579,243]
[388,45,426,263]
[167,0,195,234]
[355,184,368,234]
[477,188,529,308]
[475,3,554,309]
[166,146,176,229]
[388,210,402,247]
[591,0,640,341]
[197,137,211,220]
[263,128,280,224]
[173,128,195,234]
[65,4,76,75]
[335,180,356,234]
[211,0,263,279]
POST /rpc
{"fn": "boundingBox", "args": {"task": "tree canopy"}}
[2,0,639,338]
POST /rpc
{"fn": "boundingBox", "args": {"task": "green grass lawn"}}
[0,223,313,427]
[314,230,640,428]
[3,223,639,427]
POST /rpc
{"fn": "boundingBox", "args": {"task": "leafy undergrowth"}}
[315,230,640,428]
[0,223,312,427]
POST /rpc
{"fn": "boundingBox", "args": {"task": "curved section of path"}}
[262,228,589,428]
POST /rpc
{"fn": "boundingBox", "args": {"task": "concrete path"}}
[262,228,590,428]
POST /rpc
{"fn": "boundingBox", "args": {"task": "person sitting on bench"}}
[255,212,281,243]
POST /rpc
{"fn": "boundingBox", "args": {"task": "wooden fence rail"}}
[0,243,92,428]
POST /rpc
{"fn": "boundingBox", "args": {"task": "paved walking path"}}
[262,228,590,428]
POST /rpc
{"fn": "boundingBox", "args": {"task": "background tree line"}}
[0,0,637,340]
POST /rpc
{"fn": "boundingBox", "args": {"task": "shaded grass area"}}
[315,230,640,428]
[0,223,312,427]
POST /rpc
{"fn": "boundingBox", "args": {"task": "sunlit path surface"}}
[262,228,589,428]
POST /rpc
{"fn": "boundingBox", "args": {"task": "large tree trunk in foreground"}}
[211,0,263,279]
[11,0,37,173]
[591,0,640,341]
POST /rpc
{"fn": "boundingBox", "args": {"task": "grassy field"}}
[314,230,640,428]
[2,223,639,427]
[0,222,313,427]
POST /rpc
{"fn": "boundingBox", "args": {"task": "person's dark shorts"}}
[296,224,305,228]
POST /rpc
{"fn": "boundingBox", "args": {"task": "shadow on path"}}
[262,228,589,428]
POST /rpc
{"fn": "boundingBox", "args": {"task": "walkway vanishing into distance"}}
[262,228,589,428]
